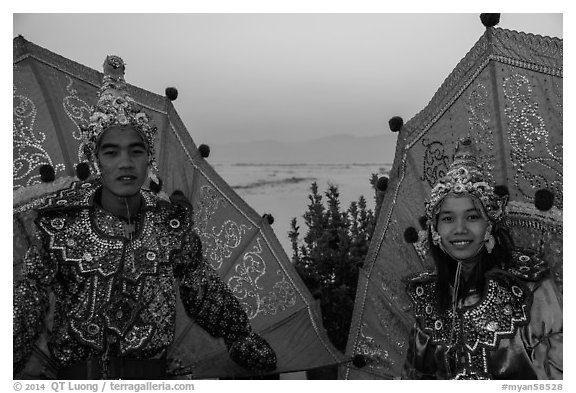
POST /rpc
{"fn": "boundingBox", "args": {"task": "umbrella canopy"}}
[343,25,562,379]
[13,35,346,378]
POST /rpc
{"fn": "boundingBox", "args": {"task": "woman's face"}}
[436,196,489,260]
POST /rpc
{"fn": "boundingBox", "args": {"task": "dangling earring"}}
[431,227,446,252]
[484,225,495,254]
[431,229,441,246]
[485,235,495,254]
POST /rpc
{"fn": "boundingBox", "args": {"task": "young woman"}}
[401,138,562,380]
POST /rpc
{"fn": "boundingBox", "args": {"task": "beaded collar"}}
[31,179,159,213]
[405,264,539,352]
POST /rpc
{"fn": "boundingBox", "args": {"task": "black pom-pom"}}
[75,162,91,181]
[263,213,274,225]
[39,164,55,183]
[494,184,509,198]
[165,87,178,101]
[388,116,403,132]
[480,13,500,28]
[352,354,367,368]
[199,144,210,158]
[376,176,389,192]
[418,215,428,230]
[534,189,554,211]
[404,227,419,243]
[149,177,162,193]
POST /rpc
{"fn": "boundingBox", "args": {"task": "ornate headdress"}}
[425,137,507,224]
[80,55,158,173]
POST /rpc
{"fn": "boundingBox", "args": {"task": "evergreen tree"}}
[291,174,386,360]
[288,217,300,264]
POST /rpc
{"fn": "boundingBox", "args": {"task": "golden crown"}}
[80,56,157,171]
[425,137,507,223]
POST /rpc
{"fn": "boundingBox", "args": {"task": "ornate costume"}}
[14,180,276,379]
[13,55,276,379]
[402,251,562,379]
[402,138,562,380]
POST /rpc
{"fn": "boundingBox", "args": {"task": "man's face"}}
[96,126,149,198]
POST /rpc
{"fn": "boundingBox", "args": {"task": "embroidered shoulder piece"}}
[405,272,440,327]
[32,179,100,212]
[406,271,532,353]
[462,273,532,352]
[13,179,95,215]
[507,249,549,282]
[155,197,194,233]
[26,179,164,214]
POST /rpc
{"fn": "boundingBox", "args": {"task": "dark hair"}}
[429,222,514,311]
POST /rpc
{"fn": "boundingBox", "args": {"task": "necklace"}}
[122,198,135,240]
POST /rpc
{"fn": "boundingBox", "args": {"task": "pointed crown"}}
[80,55,157,170]
[425,137,507,223]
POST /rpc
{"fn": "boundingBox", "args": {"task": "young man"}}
[13,56,276,379]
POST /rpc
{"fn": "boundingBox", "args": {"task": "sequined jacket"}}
[13,180,276,377]
[402,251,562,380]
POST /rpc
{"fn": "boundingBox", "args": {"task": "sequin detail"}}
[405,271,531,378]
[13,181,276,375]
[13,83,66,189]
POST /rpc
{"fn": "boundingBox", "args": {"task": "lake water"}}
[211,162,392,255]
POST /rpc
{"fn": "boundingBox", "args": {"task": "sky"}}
[4,4,574,386]
[12,12,563,145]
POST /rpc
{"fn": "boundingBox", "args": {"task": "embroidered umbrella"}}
[13,35,345,379]
[343,17,562,379]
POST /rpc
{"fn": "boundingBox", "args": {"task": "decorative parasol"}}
[343,18,562,379]
[13,35,346,379]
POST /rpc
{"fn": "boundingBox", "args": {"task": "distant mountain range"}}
[208,133,398,164]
